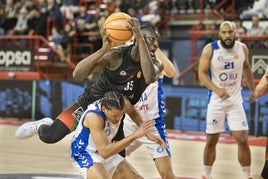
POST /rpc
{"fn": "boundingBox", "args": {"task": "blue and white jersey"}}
[70,100,121,168]
[134,75,165,120]
[209,40,245,103]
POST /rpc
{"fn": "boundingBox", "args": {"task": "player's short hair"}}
[140,23,160,39]
[100,91,125,110]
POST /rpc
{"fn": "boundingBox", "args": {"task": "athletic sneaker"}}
[15,117,53,139]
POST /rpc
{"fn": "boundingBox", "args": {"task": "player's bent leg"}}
[154,156,176,179]
[38,102,84,143]
[87,163,110,179]
[38,119,70,143]
[15,117,53,139]
[112,160,143,179]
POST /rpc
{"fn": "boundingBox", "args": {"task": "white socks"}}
[242,166,250,179]
[204,165,212,179]
[204,165,250,178]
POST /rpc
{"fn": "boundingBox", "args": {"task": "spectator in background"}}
[141,0,161,25]
[247,16,264,35]
[60,22,76,58]
[247,15,265,48]
[74,19,90,55]
[239,0,267,20]
[47,0,64,32]
[76,6,92,24]
[234,19,247,41]
[2,0,22,34]
[48,26,64,56]
[262,24,268,48]
[29,0,49,37]
[11,8,29,35]
[0,1,5,35]
[127,7,145,25]
[58,0,79,20]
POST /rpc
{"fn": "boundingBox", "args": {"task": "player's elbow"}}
[145,77,157,84]
[198,72,206,83]
[72,69,83,81]
[165,70,176,78]
[98,150,110,159]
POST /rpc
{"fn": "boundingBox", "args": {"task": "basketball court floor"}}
[0,118,266,179]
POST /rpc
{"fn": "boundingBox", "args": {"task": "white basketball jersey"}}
[71,101,121,159]
[134,75,165,120]
[209,40,245,103]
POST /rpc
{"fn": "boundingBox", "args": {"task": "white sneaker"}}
[15,117,53,139]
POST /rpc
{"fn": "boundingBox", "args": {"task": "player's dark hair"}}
[140,23,158,32]
[140,23,160,39]
[100,91,125,110]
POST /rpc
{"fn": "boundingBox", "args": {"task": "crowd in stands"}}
[0,0,268,61]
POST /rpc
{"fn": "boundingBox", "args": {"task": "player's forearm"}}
[243,67,256,92]
[199,72,218,92]
[155,48,176,78]
[73,48,107,80]
[137,38,157,84]
[126,108,143,127]
[98,134,137,159]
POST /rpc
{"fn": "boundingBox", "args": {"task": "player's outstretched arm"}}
[86,112,155,159]
[155,48,176,78]
[72,27,111,80]
[124,99,165,147]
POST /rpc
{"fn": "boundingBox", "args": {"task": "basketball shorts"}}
[57,102,85,131]
[72,152,124,178]
[205,101,249,134]
[123,114,171,159]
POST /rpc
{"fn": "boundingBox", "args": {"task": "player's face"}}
[145,35,159,53]
[103,108,125,124]
[219,24,235,49]
[143,31,160,55]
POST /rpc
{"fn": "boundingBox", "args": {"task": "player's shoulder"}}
[202,42,214,54]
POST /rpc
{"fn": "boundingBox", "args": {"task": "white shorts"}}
[72,153,124,178]
[123,115,171,159]
[206,101,249,134]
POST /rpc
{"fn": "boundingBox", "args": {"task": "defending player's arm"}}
[155,48,176,78]
[124,99,165,147]
[198,44,230,100]
[255,66,268,97]
[242,44,257,103]
[85,111,155,159]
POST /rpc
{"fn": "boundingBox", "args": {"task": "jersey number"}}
[224,62,234,69]
[124,81,134,91]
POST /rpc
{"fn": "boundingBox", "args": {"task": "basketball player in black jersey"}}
[15,18,164,148]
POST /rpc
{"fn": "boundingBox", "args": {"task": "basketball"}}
[104,12,133,45]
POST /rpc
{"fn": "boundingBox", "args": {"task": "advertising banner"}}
[0,47,35,71]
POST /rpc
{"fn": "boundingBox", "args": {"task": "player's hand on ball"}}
[127,18,142,39]
[100,26,112,50]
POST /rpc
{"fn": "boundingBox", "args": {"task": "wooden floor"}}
[0,122,266,179]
